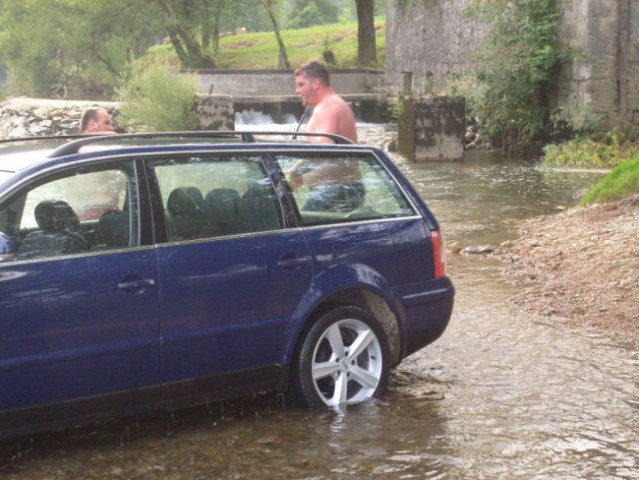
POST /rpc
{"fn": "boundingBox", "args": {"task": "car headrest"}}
[167,187,201,216]
[34,200,80,232]
[98,210,130,247]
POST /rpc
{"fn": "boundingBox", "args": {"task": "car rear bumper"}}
[396,277,455,358]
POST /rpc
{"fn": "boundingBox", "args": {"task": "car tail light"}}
[431,229,446,278]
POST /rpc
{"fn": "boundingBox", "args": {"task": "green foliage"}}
[388,100,404,123]
[542,127,639,168]
[579,154,639,205]
[117,61,198,132]
[0,0,161,99]
[465,0,567,153]
[289,0,339,29]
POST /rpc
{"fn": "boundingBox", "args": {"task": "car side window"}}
[0,161,139,261]
[276,153,415,226]
[150,155,284,241]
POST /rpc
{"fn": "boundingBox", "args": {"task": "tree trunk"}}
[355,0,376,67]
[154,0,216,69]
[262,0,290,69]
[213,0,224,54]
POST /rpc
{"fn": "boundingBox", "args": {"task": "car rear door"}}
[0,160,161,434]
[148,153,313,393]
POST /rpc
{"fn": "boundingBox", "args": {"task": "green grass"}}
[148,19,386,70]
[580,154,639,205]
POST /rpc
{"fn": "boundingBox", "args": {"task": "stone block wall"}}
[385,0,490,97]
[386,0,639,126]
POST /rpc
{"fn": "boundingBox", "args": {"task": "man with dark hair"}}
[290,60,362,210]
[294,59,357,143]
[80,108,116,135]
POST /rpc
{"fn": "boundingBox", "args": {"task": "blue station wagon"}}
[0,132,454,439]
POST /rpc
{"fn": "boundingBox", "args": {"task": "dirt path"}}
[495,194,639,349]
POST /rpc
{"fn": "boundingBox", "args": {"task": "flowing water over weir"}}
[2,125,638,479]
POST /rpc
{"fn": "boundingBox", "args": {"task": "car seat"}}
[166,187,205,240]
[15,200,87,260]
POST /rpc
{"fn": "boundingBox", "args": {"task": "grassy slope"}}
[580,154,639,205]
[149,20,386,70]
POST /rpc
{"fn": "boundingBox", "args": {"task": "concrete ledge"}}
[398,96,465,161]
[188,68,385,97]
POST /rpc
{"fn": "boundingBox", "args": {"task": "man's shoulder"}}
[321,94,351,111]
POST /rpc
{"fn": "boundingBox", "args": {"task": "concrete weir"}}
[188,68,389,124]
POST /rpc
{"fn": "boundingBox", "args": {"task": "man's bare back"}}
[306,93,358,143]
[290,60,361,192]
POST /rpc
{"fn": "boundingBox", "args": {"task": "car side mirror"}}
[0,232,15,262]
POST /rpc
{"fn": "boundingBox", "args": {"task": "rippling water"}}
[2,124,637,480]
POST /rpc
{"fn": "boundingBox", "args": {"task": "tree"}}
[471,0,566,154]
[260,0,290,69]
[289,0,339,28]
[355,0,376,67]
[0,0,161,99]
[151,0,216,69]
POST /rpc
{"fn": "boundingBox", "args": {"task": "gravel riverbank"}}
[495,194,639,349]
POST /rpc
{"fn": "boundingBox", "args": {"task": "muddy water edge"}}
[1,125,638,479]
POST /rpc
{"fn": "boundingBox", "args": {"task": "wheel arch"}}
[286,287,404,369]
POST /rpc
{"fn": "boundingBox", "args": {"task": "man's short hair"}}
[80,108,101,133]
[295,60,330,87]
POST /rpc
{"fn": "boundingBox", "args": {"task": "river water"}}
[1,124,638,479]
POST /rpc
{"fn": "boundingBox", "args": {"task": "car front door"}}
[0,160,160,434]
[149,154,313,393]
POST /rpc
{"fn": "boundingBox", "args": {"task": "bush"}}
[117,61,198,132]
[580,154,639,205]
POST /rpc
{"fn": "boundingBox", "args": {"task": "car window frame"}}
[142,150,295,245]
[0,156,151,262]
[268,148,421,228]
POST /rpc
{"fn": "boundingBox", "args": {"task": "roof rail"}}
[0,134,86,145]
[47,130,354,158]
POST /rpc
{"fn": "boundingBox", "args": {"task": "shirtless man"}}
[80,108,117,135]
[294,60,358,144]
[290,60,363,211]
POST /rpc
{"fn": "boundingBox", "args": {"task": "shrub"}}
[117,61,198,132]
[464,0,567,155]
[543,128,639,168]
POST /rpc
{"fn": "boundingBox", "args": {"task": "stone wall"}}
[0,96,235,138]
[385,0,490,97]
[386,0,639,126]
[0,98,119,138]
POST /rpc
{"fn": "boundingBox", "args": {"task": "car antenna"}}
[292,107,310,140]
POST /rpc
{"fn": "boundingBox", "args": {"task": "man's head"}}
[295,60,331,107]
[80,108,115,134]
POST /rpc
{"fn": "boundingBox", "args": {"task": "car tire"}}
[293,305,390,408]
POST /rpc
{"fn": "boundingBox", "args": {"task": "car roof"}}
[0,131,358,175]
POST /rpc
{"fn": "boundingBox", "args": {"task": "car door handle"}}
[277,255,311,271]
[118,278,156,292]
